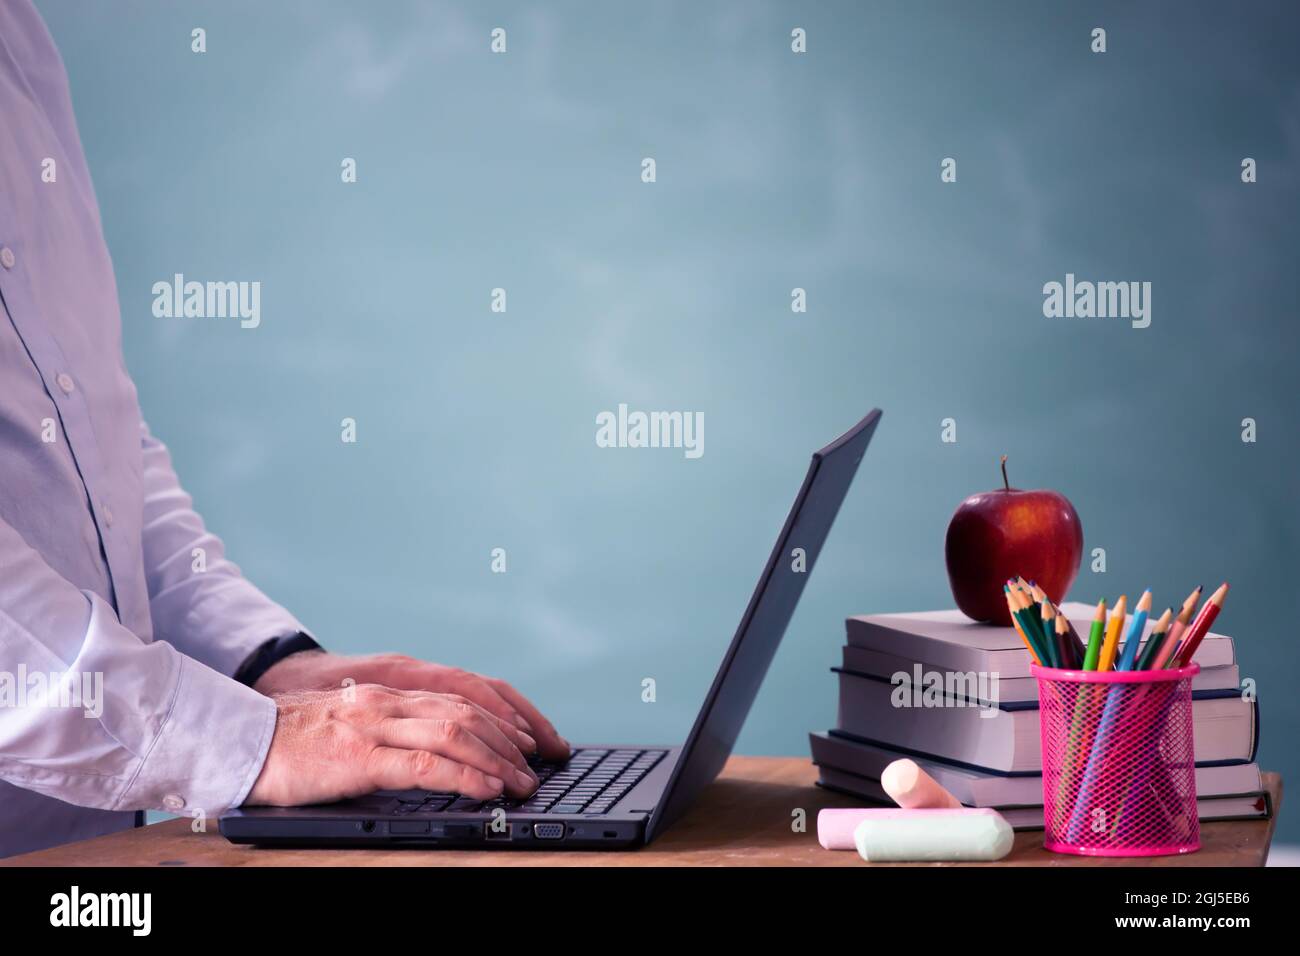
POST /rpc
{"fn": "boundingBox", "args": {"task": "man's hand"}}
[253,651,570,759]
[245,684,541,806]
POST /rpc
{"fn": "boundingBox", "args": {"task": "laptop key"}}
[406,746,665,819]
[446,798,485,812]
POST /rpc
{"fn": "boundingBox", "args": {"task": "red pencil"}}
[1171,582,1229,667]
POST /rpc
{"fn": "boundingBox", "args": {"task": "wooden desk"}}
[3,757,1281,867]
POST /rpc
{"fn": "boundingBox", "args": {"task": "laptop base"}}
[220,744,678,850]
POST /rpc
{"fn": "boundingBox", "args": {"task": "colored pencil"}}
[1005,586,1042,665]
[1006,582,1048,665]
[1067,592,1149,841]
[1049,597,1095,818]
[1097,594,1126,671]
[1082,599,1106,670]
[1051,602,1085,666]
[1150,586,1202,670]
[1053,630,1101,828]
[1034,598,1055,658]
[1035,595,1063,667]
[1066,684,1126,842]
[1178,584,1204,623]
[1062,581,1228,842]
[1013,582,1051,651]
[1171,582,1229,668]
[1027,582,1062,666]
[1053,608,1079,670]
[1134,608,1173,670]
[1106,600,1198,835]
[1014,585,1055,666]
[1115,589,1153,671]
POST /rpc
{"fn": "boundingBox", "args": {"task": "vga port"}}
[532,822,566,840]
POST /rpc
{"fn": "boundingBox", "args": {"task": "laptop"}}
[220,409,881,849]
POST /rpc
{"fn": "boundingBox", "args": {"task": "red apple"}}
[944,456,1083,625]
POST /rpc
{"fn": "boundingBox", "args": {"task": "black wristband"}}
[233,631,322,687]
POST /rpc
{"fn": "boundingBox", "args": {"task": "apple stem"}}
[1000,455,1010,491]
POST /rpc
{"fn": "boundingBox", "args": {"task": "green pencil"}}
[1135,607,1174,670]
[1007,584,1052,665]
[1082,599,1106,670]
[1041,600,1068,669]
[1025,581,1061,667]
[1029,608,1059,668]
[1015,608,1051,665]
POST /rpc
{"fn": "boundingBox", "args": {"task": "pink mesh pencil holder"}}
[1031,662,1200,857]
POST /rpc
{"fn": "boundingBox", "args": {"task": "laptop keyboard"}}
[390,748,667,817]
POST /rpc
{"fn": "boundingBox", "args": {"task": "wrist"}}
[236,631,322,688]
[252,647,333,695]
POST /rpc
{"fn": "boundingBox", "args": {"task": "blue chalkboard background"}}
[37,1,1299,843]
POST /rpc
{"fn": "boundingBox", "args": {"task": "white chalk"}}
[853,808,1014,862]
[880,758,963,809]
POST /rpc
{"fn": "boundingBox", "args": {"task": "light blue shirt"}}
[0,1,306,857]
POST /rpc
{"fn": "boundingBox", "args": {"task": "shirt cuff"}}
[115,654,277,814]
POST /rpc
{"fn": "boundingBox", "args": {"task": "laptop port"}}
[483,822,512,841]
[532,822,565,840]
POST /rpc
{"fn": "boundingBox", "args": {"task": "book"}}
[846,603,1236,679]
[813,764,1273,831]
[809,731,1264,806]
[835,669,1257,773]
[840,645,1241,703]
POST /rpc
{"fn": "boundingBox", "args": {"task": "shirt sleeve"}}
[139,421,314,679]
[0,514,276,814]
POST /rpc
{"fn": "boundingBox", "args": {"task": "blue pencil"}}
[1065,680,1127,843]
[1114,589,1153,671]
[1067,590,1153,839]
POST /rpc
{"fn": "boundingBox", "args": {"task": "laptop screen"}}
[646,410,881,838]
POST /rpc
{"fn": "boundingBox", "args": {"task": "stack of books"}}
[811,604,1270,829]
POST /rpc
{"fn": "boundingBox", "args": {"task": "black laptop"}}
[220,409,881,849]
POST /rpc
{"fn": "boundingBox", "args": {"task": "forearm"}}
[139,423,311,676]
[0,516,275,815]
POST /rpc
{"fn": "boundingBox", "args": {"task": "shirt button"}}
[102,504,114,528]
[56,372,75,394]
[0,247,14,269]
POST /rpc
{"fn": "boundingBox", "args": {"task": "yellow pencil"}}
[1098,594,1127,671]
